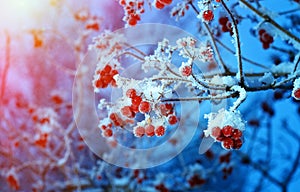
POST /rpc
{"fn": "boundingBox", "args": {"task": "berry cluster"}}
[219,17,233,35]
[202,9,214,22]
[133,124,166,137]
[211,125,243,150]
[154,0,172,10]
[119,0,144,26]
[94,65,118,89]
[99,123,114,138]
[258,29,274,49]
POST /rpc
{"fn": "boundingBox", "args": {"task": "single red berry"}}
[145,124,155,137]
[103,129,113,137]
[103,65,112,73]
[211,127,221,138]
[131,95,142,107]
[222,138,234,149]
[126,89,137,98]
[134,126,145,137]
[121,106,135,118]
[232,138,243,149]
[232,129,243,140]
[139,101,151,113]
[258,29,266,36]
[160,0,172,5]
[222,125,234,137]
[293,88,300,99]
[155,0,165,9]
[168,115,178,125]
[202,10,214,22]
[155,126,166,136]
[180,65,192,76]
[219,17,228,25]
[128,18,137,26]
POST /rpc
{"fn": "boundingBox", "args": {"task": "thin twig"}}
[221,0,245,87]
[161,91,238,102]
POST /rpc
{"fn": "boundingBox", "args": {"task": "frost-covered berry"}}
[134,126,145,137]
[292,78,300,100]
[222,138,234,150]
[126,88,137,98]
[168,115,178,125]
[154,0,165,9]
[211,126,221,138]
[145,124,155,137]
[202,10,214,21]
[222,125,233,137]
[180,65,192,76]
[159,103,173,116]
[103,129,113,137]
[155,125,165,136]
[121,106,135,118]
[139,101,151,113]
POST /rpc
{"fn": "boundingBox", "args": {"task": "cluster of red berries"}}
[180,65,192,76]
[94,65,118,89]
[154,0,172,10]
[119,0,144,26]
[133,124,166,137]
[219,17,233,35]
[202,10,214,22]
[258,29,274,49]
[99,123,114,138]
[211,125,243,150]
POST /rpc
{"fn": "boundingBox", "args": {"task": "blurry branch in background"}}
[0,31,10,103]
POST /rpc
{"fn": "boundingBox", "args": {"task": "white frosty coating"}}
[271,62,294,74]
[230,85,247,112]
[292,78,300,100]
[204,108,245,138]
[259,72,274,85]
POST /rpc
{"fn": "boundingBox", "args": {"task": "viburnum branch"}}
[229,85,246,111]
[221,0,245,87]
[151,77,192,83]
[161,91,238,102]
[239,0,300,45]
[203,22,230,73]
[122,42,147,57]
[191,73,227,91]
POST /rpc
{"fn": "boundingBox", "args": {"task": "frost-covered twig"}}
[221,0,245,87]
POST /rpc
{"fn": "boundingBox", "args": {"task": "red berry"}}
[126,89,137,98]
[232,129,242,140]
[219,17,228,25]
[159,103,173,116]
[160,0,172,5]
[155,126,165,136]
[139,101,151,113]
[211,127,221,138]
[128,18,137,26]
[232,139,243,149]
[258,29,266,36]
[155,0,165,9]
[103,129,113,137]
[168,115,178,125]
[121,106,135,118]
[180,65,192,76]
[222,138,234,149]
[131,95,142,107]
[134,126,145,137]
[145,124,155,137]
[202,10,214,21]
[222,125,233,137]
[294,88,300,99]
[103,65,112,73]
